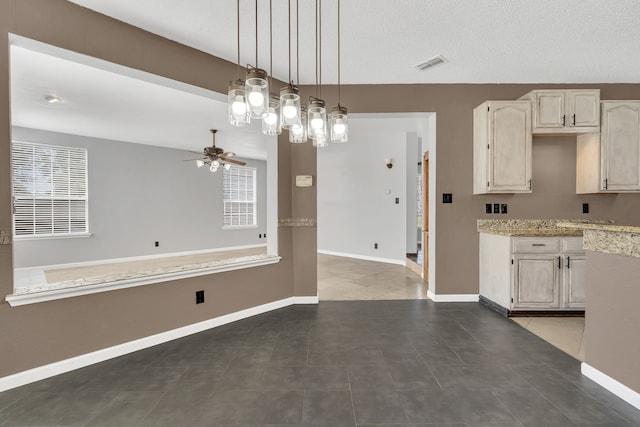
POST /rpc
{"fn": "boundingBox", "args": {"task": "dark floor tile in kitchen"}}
[196,390,303,425]
[84,391,165,427]
[351,388,409,424]
[1,300,640,426]
[262,366,350,390]
[301,390,355,427]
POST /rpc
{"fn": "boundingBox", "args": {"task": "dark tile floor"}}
[1,300,640,426]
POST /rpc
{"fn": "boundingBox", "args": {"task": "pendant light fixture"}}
[245,0,269,119]
[289,0,307,143]
[309,0,328,146]
[263,0,282,136]
[290,105,307,143]
[329,0,348,143]
[280,0,301,131]
[228,0,250,127]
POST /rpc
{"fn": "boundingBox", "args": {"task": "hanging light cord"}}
[315,0,319,98]
[319,0,322,99]
[288,0,292,85]
[236,0,241,78]
[296,0,300,86]
[337,0,341,106]
[255,0,259,68]
[269,0,273,85]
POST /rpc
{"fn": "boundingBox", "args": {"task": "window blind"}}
[223,166,256,227]
[12,141,88,237]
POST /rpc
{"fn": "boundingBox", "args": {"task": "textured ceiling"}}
[67,0,640,84]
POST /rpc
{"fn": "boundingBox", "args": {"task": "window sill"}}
[222,225,258,230]
[5,254,281,307]
[13,232,92,241]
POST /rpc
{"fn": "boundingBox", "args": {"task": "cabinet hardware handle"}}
[532,243,546,246]
[558,256,562,269]
[566,256,571,269]
[604,178,608,190]
[562,115,566,126]
[572,114,576,126]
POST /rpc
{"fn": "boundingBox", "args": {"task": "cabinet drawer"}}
[563,237,584,252]
[512,237,560,253]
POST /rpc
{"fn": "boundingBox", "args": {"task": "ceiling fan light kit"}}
[226,0,348,146]
[193,129,246,173]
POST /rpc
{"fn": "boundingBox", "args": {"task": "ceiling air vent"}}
[414,54,447,71]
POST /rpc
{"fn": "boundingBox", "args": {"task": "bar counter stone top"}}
[477,219,613,237]
[557,221,640,259]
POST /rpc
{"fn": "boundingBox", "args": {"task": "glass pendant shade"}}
[312,134,328,148]
[307,99,327,140]
[279,85,301,129]
[228,80,250,126]
[245,68,269,119]
[263,94,282,136]
[330,105,348,143]
[289,106,307,143]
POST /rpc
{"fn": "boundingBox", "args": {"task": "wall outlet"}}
[374,243,378,249]
[196,290,205,304]
[493,203,500,214]
[485,203,492,214]
[259,234,262,238]
[155,241,159,247]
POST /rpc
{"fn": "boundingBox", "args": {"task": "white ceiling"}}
[67,0,640,84]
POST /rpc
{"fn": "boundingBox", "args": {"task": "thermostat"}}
[296,175,313,187]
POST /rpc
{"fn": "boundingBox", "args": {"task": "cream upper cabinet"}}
[577,101,640,193]
[519,89,600,134]
[473,101,532,194]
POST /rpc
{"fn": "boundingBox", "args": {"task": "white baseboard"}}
[0,295,318,393]
[427,290,479,302]
[581,363,640,410]
[317,249,405,266]
[294,295,319,304]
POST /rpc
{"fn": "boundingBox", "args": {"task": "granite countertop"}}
[557,221,640,258]
[476,219,613,237]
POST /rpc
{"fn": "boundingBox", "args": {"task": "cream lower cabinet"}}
[513,254,561,309]
[577,101,640,193]
[479,234,585,314]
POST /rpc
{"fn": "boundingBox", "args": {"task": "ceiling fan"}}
[188,129,246,172]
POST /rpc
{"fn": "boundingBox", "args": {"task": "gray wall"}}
[12,127,267,268]
[317,119,407,263]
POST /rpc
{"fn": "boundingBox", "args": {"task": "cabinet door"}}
[601,102,640,191]
[513,255,561,309]
[563,255,586,308]
[488,102,532,192]
[568,90,600,127]
[535,91,566,129]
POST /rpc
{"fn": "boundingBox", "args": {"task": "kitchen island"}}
[557,221,640,409]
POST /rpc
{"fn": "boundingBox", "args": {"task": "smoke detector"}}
[414,54,447,71]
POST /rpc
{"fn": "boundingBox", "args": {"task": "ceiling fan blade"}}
[222,157,246,166]
[221,152,236,158]
[182,158,206,162]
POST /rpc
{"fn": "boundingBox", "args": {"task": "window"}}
[223,165,256,228]
[11,141,88,237]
